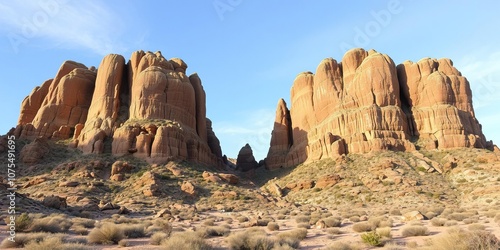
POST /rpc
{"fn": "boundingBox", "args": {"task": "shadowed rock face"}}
[15,50,223,167]
[266,48,490,169]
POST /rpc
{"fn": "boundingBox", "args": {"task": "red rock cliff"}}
[15,51,223,166]
[266,48,489,169]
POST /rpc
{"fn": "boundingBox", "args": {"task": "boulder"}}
[402,211,426,222]
[20,138,50,164]
[218,173,239,185]
[181,181,196,196]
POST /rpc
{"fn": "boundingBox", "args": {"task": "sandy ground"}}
[1,209,499,250]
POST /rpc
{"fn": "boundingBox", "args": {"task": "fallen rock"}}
[315,174,341,189]
[58,181,79,187]
[267,182,283,197]
[218,173,239,185]
[403,211,427,222]
[99,202,120,211]
[111,161,132,176]
[181,181,196,196]
[23,175,48,188]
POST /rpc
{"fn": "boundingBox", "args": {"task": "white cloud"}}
[213,108,275,160]
[0,0,127,55]
[457,51,500,109]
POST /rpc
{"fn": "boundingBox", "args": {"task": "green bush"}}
[361,231,382,247]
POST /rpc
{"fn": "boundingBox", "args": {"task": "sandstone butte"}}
[266,48,493,170]
[14,51,223,166]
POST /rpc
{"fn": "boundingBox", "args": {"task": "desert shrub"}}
[296,222,310,229]
[237,216,249,223]
[227,228,298,250]
[73,225,89,235]
[150,232,169,245]
[72,218,96,228]
[463,218,478,224]
[203,218,216,226]
[424,212,437,219]
[378,219,393,228]
[424,228,499,250]
[430,217,446,226]
[277,228,308,241]
[267,222,280,231]
[401,225,428,237]
[24,237,62,250]
[197,226,230,238]
[349,216,360,222]
[87,223,125,244]
[257,219,271,226]
[162,231,213,250]
[323,242,360,250]
[277,215,287,220]
[3,213,32,232]
[121,223,146,238]
[468,223,486,231]
[352,222,375,232]
[447,213,470,221]
[30,215,72,233]
[323,217,341,227]
[0,232,52,248]
[360,231,382,247]
[376,227,392,239]
[326,228,343,235]
[295,215,310,223]
[444,220,458,227]
[118,239,129,247]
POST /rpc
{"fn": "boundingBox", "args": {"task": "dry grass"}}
[162,231,213,250]
[0,232,53,248]
[323,241,362,250]
[468,223,486,231]
[376,227,392,239]
[295,215,311,223]
[87,223,125,244]
[121,223,146,238]
[423,228,499,250]
[267,222,280,231]
[150,232,169,245]
[323,217,342,227]
[352,222,375,232]
[196,226,230,238]
[401,225,428,237]
[227,228,300,250]
[430,217,447,226]
[277,228,308,241]
[29,214,72,233]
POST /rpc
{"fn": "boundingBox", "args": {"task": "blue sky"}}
[1,1,500,160]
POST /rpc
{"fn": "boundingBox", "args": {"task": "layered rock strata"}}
[16,51,223,166]
[266,48,489,169]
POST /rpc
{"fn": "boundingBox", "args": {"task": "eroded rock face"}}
[266,48,489,169]
[236,144,258,172]
[16,51,223,167]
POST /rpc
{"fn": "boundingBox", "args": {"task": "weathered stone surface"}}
[267,48,488,168]
[77,54,125,152]
[403,210,426,221]
[218,173,239,185]
[181,181,196,196]
[19,61,96,139]
[315,174,341,189]
[236,144,258,171]
[20,138,50,164]
[17,51,223,167]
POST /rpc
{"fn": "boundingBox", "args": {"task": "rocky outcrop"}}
[266,48,489,169]
[236,144,258,172]
[15,50,223,167]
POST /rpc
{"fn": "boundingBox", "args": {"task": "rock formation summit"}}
[15,50,223,166]
[266,48,491,169]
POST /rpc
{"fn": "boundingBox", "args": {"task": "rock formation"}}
[266,48,490,169]
[236,143,259,171]
[15,51,223,167]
